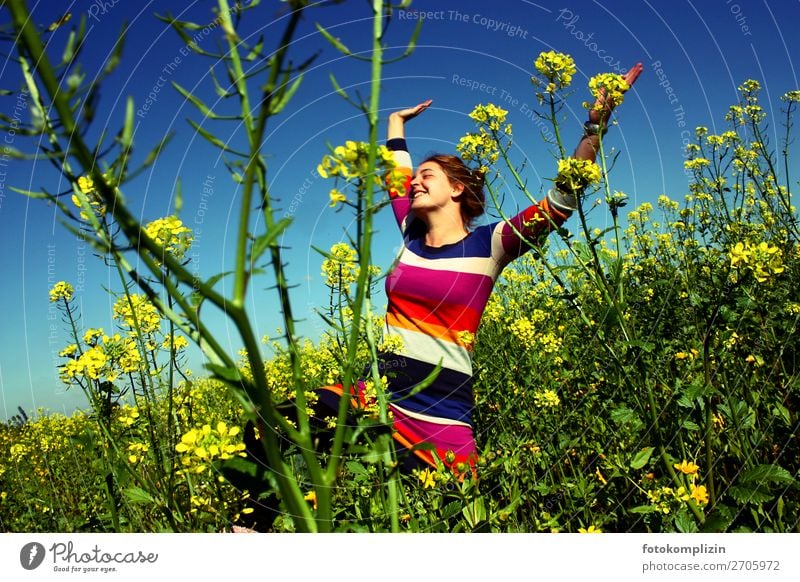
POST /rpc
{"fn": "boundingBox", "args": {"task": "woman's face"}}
[409,161,464,213]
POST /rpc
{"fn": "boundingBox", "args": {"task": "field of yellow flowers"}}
[1,0,798,533]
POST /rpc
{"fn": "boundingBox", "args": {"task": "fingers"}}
[624,62,644,87]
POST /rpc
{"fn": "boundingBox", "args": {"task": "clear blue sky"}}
[1,0,798,420]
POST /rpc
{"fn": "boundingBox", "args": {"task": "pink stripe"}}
[390,405,476,457]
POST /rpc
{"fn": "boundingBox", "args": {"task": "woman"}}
[340,62,644,472]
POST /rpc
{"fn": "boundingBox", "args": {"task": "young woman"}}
[239,65,643,529]
[316,63,643,472]
[245,63,642,484]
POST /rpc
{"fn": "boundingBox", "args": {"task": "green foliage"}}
[1,3,798,533]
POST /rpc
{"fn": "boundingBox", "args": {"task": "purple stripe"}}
[391,405,477,457]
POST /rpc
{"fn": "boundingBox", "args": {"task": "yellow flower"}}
[304,490,318,510]
[684,157,711,170]
[456,330,476,350]
[418,468,437,489]
[143,215,193,261]
[318,142,396,184]
[595,467,607,485]
[49,281,74,303]
[533,51,576,91]
[328,188,347,207]
[321,242,360,288]
[83,328,104,346]
[690,484,709,506]
[556,158,602,191]
[586,72,629,109]
[77,175,95,194]
[113,294,161,334]
[578,525,602,533]
[533,389,561,408]
[58,344,78,358]
[673,460,700,475]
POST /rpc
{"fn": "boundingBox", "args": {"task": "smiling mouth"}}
[411,190,428,200]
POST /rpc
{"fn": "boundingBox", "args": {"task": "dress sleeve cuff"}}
[546,188,578,214]
[386,137,408,152]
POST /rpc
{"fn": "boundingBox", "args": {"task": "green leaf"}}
[104,22,126,75]
[630,446,655,469]
[315,23,352,56]
[172,82,240,120]
[609,406,639,426]
[329,73,348,100]
[174,178,183,214]
[244,34,264,61]
[187,119,248,156]
[673,510,699,532]
[739,464,795,486]
[119,96,134,152]
[204,363,242,383]
[701,503,735,532]
[268,73,303,116]
[250,217,292,265]
[629,504,658,514]
[123,487,155,504]
[727,484,774,504]
[681,419,701,432]
[441,501,462,520]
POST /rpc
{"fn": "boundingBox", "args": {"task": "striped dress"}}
[380,138,574,469]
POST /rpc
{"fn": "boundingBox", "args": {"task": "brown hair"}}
[422,154,486,228]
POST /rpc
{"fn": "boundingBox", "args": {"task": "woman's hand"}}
[588,63,643,125]
[391,99,432,122]
[388,99,432,139]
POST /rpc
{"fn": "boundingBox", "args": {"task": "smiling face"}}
[409,161,464,214]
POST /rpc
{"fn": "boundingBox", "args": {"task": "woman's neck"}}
[422,216,469,247]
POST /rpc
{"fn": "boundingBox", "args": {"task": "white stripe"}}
[385,324,473,376]
[390,403,472,427]
[400,247,499,277]
[393,150,413,169]
[490,220,519,268]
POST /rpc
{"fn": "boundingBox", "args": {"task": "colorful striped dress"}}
[379,138,575,469]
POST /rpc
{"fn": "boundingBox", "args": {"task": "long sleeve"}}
[495,191,574,261]
[386,138,413,232]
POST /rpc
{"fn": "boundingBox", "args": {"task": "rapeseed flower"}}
[673,460,700,475]
[533,51,576,92]
[329,188,347,207]
[556,158,602,192]
[690,484,709,506]
[49,281,74,303]
[586,72,629,110]
[143,215,193,261]
[418,468,437,489]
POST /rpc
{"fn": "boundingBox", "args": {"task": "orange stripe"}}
[385,310,461,344]
[390,291,482,332]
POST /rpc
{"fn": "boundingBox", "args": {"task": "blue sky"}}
[1,0,799,420]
